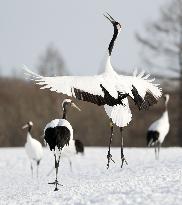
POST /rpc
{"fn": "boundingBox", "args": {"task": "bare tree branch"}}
[36,44,68,76]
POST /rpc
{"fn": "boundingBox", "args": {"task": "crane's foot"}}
[48,179,63,191]
[54,187,59,191]
[107,153,115,169]
[121,156,128,168]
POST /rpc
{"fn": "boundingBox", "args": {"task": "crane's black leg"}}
[37,165,38,178]
[69,159,72,172]
[154,142,157,160]
[55,157,59,191]
[157,142,161,160]
[120,127,128,168]
[48,152,62,191]
[31,162,33,178]
[36,160,40,178]
[107,120,115,169]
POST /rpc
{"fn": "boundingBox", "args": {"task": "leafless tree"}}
[136,0,182,145]
[37,44,67,76]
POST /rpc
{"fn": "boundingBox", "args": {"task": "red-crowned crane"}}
[22,121,43,177]
[46,139,84,176]
[147,94,170,159]
[23,13,162,169]
[44,99,81,191]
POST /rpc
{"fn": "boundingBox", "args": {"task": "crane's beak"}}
[71,102,81,111]
[103,12,116,24]
[22,123,28,129]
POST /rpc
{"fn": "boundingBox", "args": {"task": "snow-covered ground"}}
[0,147,182,205]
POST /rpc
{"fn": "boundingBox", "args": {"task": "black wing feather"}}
[73,84,129,106]
[131,85,158,110]
[144,91,158,107]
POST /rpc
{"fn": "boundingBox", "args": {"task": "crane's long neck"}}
[165,98,169,111]
[28,126,32,132]
[62,108,67,119]
[108,26,119,56]
[105,25,120,73]
[27,127,32,142]
[163,99,169,121]
[162,110,169,123]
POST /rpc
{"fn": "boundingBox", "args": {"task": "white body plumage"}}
[25,132,43,162]
[22,121,43,177]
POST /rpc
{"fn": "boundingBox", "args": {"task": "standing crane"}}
[147,94,170,159]
[22,121,43,177]
[44,99,81,191]
[47,138,84,176]
[24,13,162,169]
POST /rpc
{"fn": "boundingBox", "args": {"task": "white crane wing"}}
[23,66,129,107]
[23,66,109,106]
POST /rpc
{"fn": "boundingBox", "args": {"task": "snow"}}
[0,147,182,205]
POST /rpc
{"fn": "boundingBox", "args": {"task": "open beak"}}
[22,123,28,129]
[71,102,81,111]
[103,12,116,24]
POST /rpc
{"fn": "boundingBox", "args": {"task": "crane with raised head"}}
[24,13,162,169]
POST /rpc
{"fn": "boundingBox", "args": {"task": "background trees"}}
[37,44,67,76]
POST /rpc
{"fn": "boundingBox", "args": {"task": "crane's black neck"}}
[28,126,32,133]
[62,109,67,119]
[108,25,119,56]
